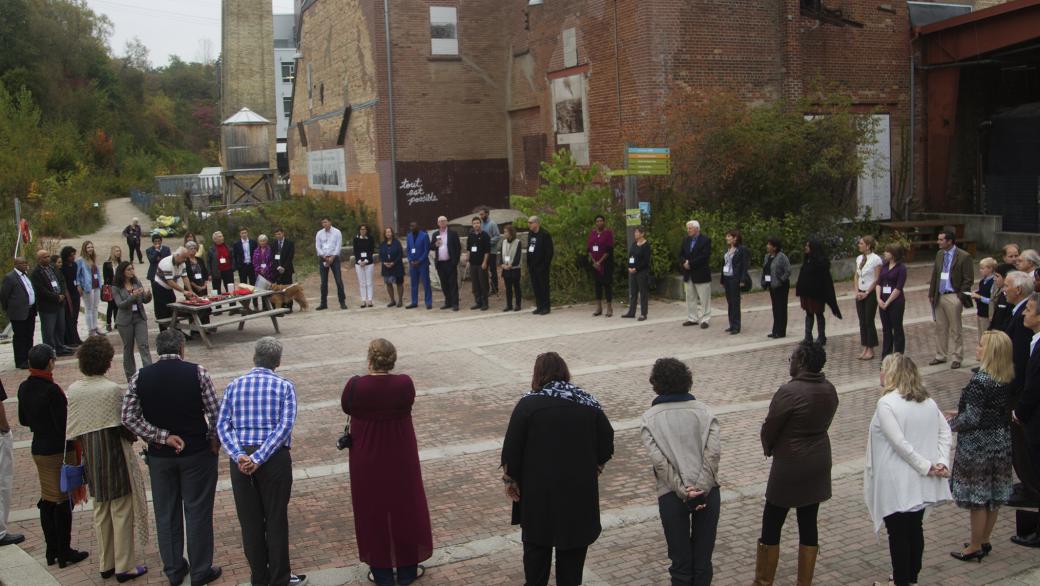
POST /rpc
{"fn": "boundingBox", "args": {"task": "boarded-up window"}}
[430,7,458,55]
[523,134,546,181]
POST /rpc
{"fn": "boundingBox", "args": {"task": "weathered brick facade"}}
[221,0,277,167]
[288,0,1015,228]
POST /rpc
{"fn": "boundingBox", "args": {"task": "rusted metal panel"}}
[925,68,960,211]
[395,159,509,230]
[919,1,1040,65]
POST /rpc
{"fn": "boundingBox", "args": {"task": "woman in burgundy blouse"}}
[587,215,615,317]
[341,339,433,586]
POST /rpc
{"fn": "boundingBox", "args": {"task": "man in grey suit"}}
[1,257,37,369]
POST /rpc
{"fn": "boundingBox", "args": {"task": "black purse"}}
[336,377,357,450]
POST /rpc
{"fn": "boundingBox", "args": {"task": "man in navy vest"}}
[121,329,222,586]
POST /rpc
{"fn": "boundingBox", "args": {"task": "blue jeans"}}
[319,256,346,306]
[409,262,432,307]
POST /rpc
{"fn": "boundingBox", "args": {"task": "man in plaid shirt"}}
[217,337,305,586]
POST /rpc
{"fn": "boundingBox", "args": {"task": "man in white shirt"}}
[314,217,347,310]
[153,247,195,328]
[0,257,37,369]
[431,216,461,311]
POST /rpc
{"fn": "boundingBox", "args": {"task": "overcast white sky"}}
[82,0,294,67]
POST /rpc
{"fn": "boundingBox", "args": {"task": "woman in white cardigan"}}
[865,353,953,586]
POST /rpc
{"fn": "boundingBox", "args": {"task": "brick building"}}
[286,0,1017,230]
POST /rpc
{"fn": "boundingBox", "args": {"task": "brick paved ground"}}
[2,201,1038,584]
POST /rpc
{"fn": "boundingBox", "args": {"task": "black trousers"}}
[148,450,218,585]
[883,510,924,586]
[152,285,176,322]
[760,501,819,546]
[487,253,498,292]
[11,308,35,366]
[659,487,720,586]
[722,276,741,331]
[230,447,293,586]
[856,292,879,347]
[879,298,906,358]
[127,238,143,263]
[212,270,235,294]
[594,270,613,302]
[105,300,117,327]
[768,285,788,337]
[504,268,522,308]
[530,265,551,312]
[436,260,459,308]
[470,263,489,307]
[804,311,826,342]
[522,542,587,586]
[628,270,649,317]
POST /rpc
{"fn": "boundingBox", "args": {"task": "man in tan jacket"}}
[928,227,975,369]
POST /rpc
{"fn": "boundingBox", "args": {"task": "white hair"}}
[258,234,268,242]
[1006,271,1033,296]
[528,216,541,224]
[437,215,448,222]
[686,220,700,229]
[173,246,189,259]
[212,231,223,239]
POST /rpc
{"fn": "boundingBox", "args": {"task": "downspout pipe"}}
[383,0,399,229]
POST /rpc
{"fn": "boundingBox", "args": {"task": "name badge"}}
[360,252,368,258]
[51,280,59,289]
[274,254,281,260]
[882,286,892,295]
[219,257,227,264]
[471,246,478,253]
[592,245,599,252]
[194,273,202,280]
[411,248,416,254]
[528,245,535,253]
[261,264,267,269]
[941,271,950,281]
[503,256,511,263]
[723,267,733,276]
[764,275,772,283]
[131,304,138,311]
[629,256,636,264]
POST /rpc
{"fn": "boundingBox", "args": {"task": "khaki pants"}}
[684,280,712,323]
[934,294,964,362]
[977,315,991,342]
[94,494,136,574]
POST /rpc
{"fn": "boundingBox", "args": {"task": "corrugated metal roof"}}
[222,107,271,125]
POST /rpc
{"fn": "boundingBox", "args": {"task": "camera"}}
[336,432,352,450]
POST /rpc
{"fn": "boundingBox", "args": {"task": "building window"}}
[281,61,295,83]
[283,96,293,119]
[430,7,458,56]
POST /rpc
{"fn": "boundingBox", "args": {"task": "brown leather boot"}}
[796,545,818,586]
[593,299,603,316]
[752,541,779,586]
[605,301,613,317]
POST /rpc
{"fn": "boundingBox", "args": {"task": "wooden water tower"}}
[221,107,277,206]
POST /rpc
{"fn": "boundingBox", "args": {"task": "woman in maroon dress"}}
[342,338,433,586]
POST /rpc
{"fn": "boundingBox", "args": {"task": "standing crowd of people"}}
[6,214,1040,586]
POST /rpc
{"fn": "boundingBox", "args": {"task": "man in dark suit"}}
[679,220,712,329]
[526,216,554,315]
[271,228,296,311]
[927,227,974,369]
[431,215,462,311]
[0,257,36,368]
[233,227,259,309]
[1003,272,1038,507]
[1011,293,1040,546]
[146,235,171,285]
[28,250,73,356]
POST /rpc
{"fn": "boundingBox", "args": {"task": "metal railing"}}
[154,174,224,197]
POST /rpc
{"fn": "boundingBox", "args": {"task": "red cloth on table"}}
[341,374,433,568]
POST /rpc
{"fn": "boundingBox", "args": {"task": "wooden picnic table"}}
[166,289,289,349]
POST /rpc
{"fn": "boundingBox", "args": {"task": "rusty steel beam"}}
[918,0,1040,65]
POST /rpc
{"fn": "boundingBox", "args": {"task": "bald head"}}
[36,250,50,265]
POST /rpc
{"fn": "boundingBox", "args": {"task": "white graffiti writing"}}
[400,178,440,206]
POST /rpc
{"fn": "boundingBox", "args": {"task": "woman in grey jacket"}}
[111,262,152,382]
[640,358,721,586]
[763,237,792,339]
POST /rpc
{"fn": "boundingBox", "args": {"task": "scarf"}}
[651,392,696,406]
[528,380,602,410]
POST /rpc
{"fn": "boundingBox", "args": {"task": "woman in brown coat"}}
[752,342,838,586]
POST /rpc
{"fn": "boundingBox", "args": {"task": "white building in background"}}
[273,13,296,174]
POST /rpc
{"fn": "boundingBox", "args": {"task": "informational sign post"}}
[622,146,670,251]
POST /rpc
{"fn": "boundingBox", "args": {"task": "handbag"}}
[336,377,357,450]
[60,437,86,494]
[100,284,113,302]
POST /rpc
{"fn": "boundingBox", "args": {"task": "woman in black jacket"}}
[721,230,750,335]
[59,247,83,346]
[102,246,122,332]
[622,226,651,321]
[501,352,614,586]
[795,240,842,346]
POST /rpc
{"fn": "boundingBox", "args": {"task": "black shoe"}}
[503,306,513,312]
[453,306,459,311]
[767,333,776,338]
[481,305,488,311]
[700,322,709,329]
[440,305,452,310]
[388,301,398,308]
[116,566,148,583]
[730,329,740,335]
[405,304,418,309]
[471,304,482,310]
[816,337,827,346]
[621,312,636,318]
[682,320,698,326]
[426,305,433,310]
[950,549,985,562]
[191,566,222,586]
[971,366,981,373]
[637,315,647,321]
[0,533,24,546]
[101,569,115,579]
[340,304,348,310]
[723,327,733,332]
[1012,532,1040,547]
[316,305,328,311]
[58,549,89,568]
[57,349,75,357]
[963,542,992,556]
[514,306,521,312]
[532,309,544,315]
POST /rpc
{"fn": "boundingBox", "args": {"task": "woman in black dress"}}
[795,240,842,346]
[102,246,122,332]
[59,246,82,347]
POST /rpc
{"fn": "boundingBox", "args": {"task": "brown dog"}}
[268,283,309,311]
